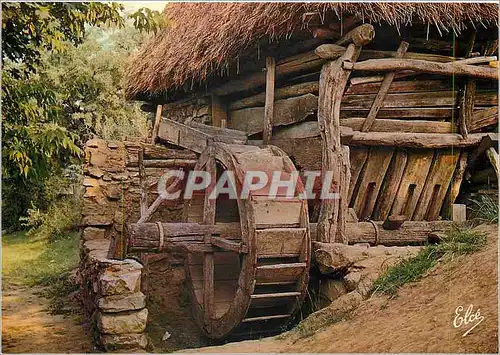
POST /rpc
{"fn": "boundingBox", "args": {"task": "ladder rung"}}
[242,314,291,323]
[251,292,301,299]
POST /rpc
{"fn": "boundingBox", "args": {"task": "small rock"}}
[83,227,106,241]
[97,308,148,335]
[100,332,148,350]
[98,292,146,313]
[162,330,171,341]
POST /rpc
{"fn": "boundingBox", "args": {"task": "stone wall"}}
[80,138,196,352]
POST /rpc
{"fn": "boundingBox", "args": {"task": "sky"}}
[121,1,168,12]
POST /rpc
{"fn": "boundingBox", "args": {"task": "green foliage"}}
[372,226,487,296]
[2,3,158,230]
[2,2,124,76]
[470,194,499,223]
[128,7,167,34]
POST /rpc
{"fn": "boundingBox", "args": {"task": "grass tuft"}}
[470,194,499,224]
[372,226,487,296]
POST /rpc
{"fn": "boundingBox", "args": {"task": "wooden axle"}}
[123,220,456,257]
[125,222,244,255]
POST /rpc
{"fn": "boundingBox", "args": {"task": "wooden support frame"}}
[263,57,276,145]
[151,104,163,144]
[361,41,409,132]
[317,43,361,243]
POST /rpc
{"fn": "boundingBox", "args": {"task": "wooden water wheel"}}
[184,143,310,338]
[123,142,311,339]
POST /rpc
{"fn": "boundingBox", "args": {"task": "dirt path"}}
[2,284,93,353]
[187,224,498,353]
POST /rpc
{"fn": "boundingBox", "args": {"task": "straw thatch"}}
[126,2,498,98]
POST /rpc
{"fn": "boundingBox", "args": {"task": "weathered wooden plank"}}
[413,149,460,221]
[263,57,276,145]
[229,81,319,110]
[341,91,496,109]
[345,57,498,80]
[458,79,476,138]
[372,149,409,221]
[255,228,306,258]
[361,41,409,132]
[391,150,434,219]
[442,150,469,219]
[252,199,302,228]
[157,118,246,154]
[348,147,369,203]
[341,107,454,119]
[151,104,163,144]
[352,147,395,219]
[349,132,490,148]
[229,94,318,134]
[469,107,498,132]
[143,145,198,160]
[255,263,306,283]
[342,118,453,133]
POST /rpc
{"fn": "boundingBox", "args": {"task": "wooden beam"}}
[211,95,227,128]
[139,148,147,217]
[335,24,375,46]
[486,147,499,179]
[310,221,455,245]
[467,133,498,171]
[263,57,276,145]
[317,44,362,244]
[228,81,319,111]
[469,107,498,132]
[151,104,163,144]
[349,132,492,148]
[344,58,498,80]
[203,147,216,322]
[361,41,409,132]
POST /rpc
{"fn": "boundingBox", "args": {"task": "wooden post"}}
[211,94,227,128]
[317,44,361,243]
[263,57,276,145]
[361,41,409,132]
[458,32,477,138]
[151,104,163,144]
[139,147,147,217]
[203,147,216,323]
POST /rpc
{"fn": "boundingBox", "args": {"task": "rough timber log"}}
[349,56,496,84]
[229,94,318,134]
[335,24,375,46]
[126,219,457,255]
[317,44,361,244]
[213,41,471,97]
[310,221,454,245]
[349,132,492,148]
[344,58,498,80]
[263,57,276,144]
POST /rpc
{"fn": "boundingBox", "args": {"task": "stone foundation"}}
[80,138,195,351]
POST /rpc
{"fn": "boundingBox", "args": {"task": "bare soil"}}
[187,224,498,353]
[2,284,93,353]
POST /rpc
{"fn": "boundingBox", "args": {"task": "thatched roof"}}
[126,2,498,98]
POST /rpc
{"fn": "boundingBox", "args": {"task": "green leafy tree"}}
[2,2,164,230]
